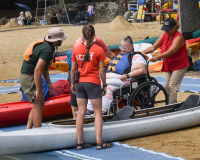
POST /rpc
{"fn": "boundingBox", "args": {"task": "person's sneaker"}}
[85,109,94,115]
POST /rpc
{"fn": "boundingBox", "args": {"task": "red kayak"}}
[55,56,67,61]
[0,94,72,128]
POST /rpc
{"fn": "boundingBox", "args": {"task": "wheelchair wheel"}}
[149,77,157,83]
[129,81,169,110]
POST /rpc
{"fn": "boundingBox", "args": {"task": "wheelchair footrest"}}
[109,106,135,121]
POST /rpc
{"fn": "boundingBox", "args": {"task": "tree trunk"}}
[179,0,200,32]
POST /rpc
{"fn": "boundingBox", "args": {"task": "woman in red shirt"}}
[71,25,113,150]
[141,18,189,104]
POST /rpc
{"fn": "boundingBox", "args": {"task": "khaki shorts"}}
[19,73,44,103]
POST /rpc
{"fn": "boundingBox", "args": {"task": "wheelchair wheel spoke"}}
[134,96,147,108]
[137,94,145,102]
[146,85,151,98]
[152,89,161,100]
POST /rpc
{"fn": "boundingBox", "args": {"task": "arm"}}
[34,58,46,101]
[120,63,146,82]
[105,49,116,60]
[151,35,185,62]
[142,35,163,54]
[99,61,107,96]
[95,37,116,60]
[71,61,77,93]
[42,69,54,94]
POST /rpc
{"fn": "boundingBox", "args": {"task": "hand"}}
[120,74,128,82]
[102,87,107,96]
[71,84,76,93]
[150,56,159,62]
[48,84,54,94]
[35,90,43,102]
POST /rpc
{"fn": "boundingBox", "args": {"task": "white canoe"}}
[0,95,200,155]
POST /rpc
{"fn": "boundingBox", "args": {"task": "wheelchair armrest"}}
[120,84,130,96]
[132,74,147,79]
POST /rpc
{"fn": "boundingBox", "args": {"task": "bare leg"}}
[76,98,87,145]
[26,108,33,129]
[71,105,78,119]
[30,100,44,128]
[91,98,103,143]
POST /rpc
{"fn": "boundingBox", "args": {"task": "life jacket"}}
[23,39,45,61]
[23,39,54,73]
[106,51,146,74]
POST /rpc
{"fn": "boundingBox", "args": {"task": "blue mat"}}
[1,75,200,95]
[0,74,68,95]
[0,125,185,160]
[0,73,68,83]
[154,76,200,93]
[0,84,21,94]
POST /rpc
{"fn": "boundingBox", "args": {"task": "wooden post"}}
[125,0,128,12]
[178,0,181,33]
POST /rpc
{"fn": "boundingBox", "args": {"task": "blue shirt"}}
[66,49,73,67]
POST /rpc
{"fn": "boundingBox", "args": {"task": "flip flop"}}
[76,142,92,150]
[96,141,113,150]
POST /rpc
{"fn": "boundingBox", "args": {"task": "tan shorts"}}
[19,73,44,103]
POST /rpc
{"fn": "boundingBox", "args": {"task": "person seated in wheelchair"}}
[86,36,147,115]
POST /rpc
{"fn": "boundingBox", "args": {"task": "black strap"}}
[78,59,85,72]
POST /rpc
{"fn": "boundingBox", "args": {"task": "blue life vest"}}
[106,51,146,75]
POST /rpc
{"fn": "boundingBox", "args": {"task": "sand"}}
[106,15,135,31]
[1,20,21,29]
[0,17,200,159]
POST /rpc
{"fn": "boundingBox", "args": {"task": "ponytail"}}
[82,25,95,61]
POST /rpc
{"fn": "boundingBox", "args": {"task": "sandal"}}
[96,141,113,150]
[76,142,92,150]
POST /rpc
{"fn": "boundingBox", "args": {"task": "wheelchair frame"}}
[107,61,169,115]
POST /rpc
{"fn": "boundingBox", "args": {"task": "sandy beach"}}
[0,16,200,159]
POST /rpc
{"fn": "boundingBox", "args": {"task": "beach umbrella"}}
[15,3,32,11]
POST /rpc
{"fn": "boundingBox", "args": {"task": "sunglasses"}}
[119,47,129,50]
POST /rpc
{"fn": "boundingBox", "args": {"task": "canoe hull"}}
[0,94,72,128]
[1,105,200,154]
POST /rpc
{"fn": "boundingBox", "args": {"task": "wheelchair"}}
[75,1,95,25]
[107,61,169,115]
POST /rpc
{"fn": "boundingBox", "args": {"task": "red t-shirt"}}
[73,36,108,52]
[161,30,190,72]
[72,43,106,85]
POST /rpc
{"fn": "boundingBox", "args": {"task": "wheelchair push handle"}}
[146,60,151,81]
